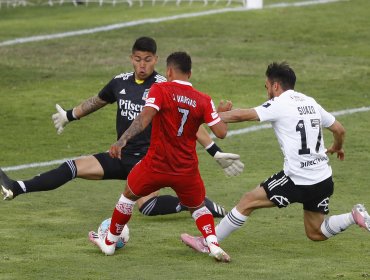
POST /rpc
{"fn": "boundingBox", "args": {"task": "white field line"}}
[0,0,346,47]
[3,106,369,172]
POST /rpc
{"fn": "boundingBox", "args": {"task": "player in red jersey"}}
[89,51,231,262]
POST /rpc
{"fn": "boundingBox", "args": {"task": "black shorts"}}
[93,152,143,180]
[261,170,334,214]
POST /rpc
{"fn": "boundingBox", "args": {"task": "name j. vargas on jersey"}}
[119,99,144,120]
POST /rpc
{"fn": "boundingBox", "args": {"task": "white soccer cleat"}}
[88,231,116,256]
[208,242,231,263]
[181,233,210,254]
[352,204,370,232]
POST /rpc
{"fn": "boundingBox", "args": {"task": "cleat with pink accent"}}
[88,231,116,256]
[181,233,210,254]
[352,204,370,232]
[208,243,231,263]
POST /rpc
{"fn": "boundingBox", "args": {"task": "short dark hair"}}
[132,37,157,54]
[265,62,296,90]
[166,52,192,74]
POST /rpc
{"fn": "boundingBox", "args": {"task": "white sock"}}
[320,213,355,238]
[215,207,247,242]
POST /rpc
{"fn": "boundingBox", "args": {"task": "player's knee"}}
[305,230,327,241]
[237,192,257,214]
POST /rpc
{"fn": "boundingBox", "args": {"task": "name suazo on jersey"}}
[98,71,166,157]
[254,90,335,185]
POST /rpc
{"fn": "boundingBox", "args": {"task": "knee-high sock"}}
[14,160,77,195]
[139,195,227,217]
[107,194,136,245]
[215,207,247,242]
[320,213,354,238]
[192,206,218,244]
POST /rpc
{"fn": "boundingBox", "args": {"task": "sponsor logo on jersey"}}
[300,156,328,168]
[119,99,144,120]
[119,88,126,95]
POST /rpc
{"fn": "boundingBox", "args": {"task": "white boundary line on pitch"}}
[0,0,346,47]
[3,106,369,172]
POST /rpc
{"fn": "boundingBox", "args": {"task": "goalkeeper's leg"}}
[138,194,227,217]
[1,155,107,199]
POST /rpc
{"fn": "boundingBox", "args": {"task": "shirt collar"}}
[172,80,192,87]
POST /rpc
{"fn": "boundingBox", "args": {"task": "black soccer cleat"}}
[0,168,16,200]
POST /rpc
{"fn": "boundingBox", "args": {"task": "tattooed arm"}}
[109,107,157,159]
[73,95,108,119]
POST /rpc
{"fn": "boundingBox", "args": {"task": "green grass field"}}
[0,0,370,279]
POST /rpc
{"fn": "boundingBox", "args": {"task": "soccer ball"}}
[98,218,130,249]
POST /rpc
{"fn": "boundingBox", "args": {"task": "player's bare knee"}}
[306,230,327,241]
[237,192,257,214]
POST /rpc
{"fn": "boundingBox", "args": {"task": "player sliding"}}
[181,61,370,254]
[89,51,231,262]
[0,37,244,219]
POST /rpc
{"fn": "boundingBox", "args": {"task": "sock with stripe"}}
[192,206,217,241]
[138,195,227,217]
[107,194,136,245]
[138,195,184,216]
[12,160,77,195]
[215,207,248,242]
[320,213,355,238]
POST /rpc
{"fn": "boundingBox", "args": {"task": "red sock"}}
[192,206,217,242]
[106,194,135,245]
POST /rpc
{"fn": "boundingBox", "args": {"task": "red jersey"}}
[143,80,221,175]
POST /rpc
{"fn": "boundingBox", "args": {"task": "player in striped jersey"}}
[181,61,369,254]
[0,37,244,218]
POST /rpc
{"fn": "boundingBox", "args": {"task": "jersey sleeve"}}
[98,78,117,104]
[254,98,284,122]
[318,104,335,127]
[144,83,163,111]
[204,98,221,127]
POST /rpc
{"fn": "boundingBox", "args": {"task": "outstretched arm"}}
[219,108,260,123]
[196,125,244,177]
[109,107,157,159]
[52,95,108,134]
[326,120,345,160]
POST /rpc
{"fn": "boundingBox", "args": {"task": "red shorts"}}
[127,161,205,208]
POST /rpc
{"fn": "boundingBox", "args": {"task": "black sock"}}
[139,195,186,216]
[138,195,227,217]
[16,160,77,194]
[204,197,228,218]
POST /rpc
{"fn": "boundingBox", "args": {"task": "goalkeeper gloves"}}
[206,142,245,177]
[52,104,78,134]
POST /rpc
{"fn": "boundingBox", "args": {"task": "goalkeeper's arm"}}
[196,125,244,177]
[52,95,108,134]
